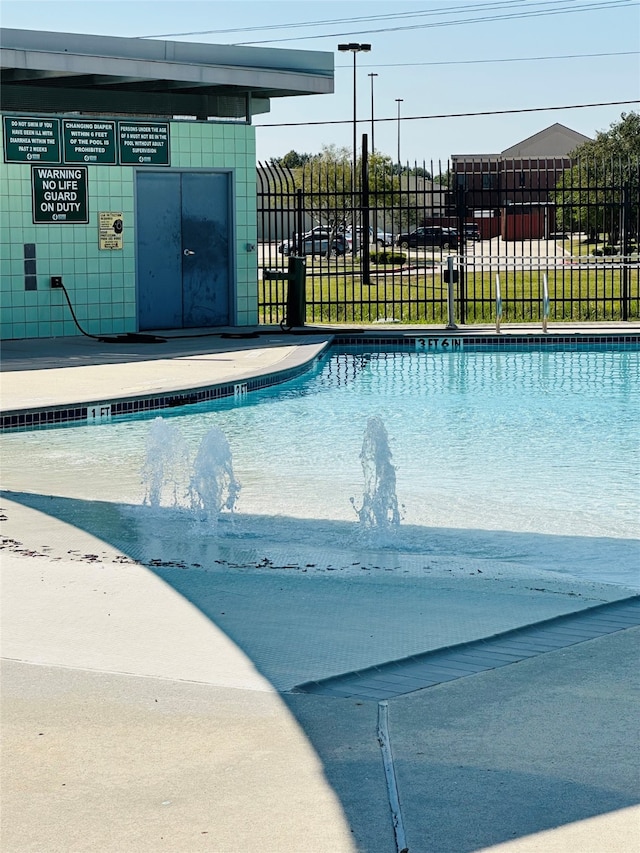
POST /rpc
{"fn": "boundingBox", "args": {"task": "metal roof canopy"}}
[0,28,334,120]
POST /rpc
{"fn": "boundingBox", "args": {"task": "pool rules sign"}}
[31,166,88,223]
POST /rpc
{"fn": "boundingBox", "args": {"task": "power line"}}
[140,0,576,38]
[234,1,637,45]
[140,0,636,42]
[254,100,640,129]
[141,0,525,38]
[346,50,639,70]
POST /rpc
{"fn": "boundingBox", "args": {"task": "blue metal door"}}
[181,172,230,327]
[137,172,182,330]
[137,171,231,330]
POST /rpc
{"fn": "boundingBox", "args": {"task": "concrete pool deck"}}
[1,323,639,852]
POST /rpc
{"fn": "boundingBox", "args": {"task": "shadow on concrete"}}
[3,488,639,852]
[0,328,332,372]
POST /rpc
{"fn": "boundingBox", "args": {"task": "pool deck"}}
[2,323,640,852]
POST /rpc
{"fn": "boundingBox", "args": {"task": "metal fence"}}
[257,144,639,326]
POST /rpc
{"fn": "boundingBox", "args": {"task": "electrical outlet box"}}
[51,276,63,288]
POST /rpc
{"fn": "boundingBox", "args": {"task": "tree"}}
[277,150,313,168]
[407,165,433,180]
[552,112,640,245]
[283,145,404,250]
[432,169,451,186]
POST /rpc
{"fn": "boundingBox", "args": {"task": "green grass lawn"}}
[259,262,639,324]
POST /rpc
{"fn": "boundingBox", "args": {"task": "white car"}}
[346,227,393,252]
[278,226,348,256]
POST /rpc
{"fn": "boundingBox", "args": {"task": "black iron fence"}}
[257,143,639,326]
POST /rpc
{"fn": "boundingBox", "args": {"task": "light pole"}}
[368,72,378,155]
[395,98,403,169]
[337,42,371,187]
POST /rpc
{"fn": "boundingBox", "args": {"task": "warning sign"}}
[31,166,88,223]
[118,122,170,165]
[4,116,61,163]
[63,120,117,164]
[99,212,124,250]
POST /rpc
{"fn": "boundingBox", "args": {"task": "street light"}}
[368,72,378,154]
[337,43,371,186]
[395,98,404,169]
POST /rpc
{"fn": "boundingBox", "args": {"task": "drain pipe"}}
[495,273,502,334]
[542,272,549,333]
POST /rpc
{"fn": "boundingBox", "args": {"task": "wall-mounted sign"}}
[3,116,61,163]
[99,211,124,249]
[4,115,172,166]
[31,166,89,223]
[63,120,117,164]
[118,122,170,165]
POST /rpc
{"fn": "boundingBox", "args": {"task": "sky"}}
[2,0,639,168]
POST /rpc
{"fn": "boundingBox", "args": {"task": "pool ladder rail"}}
[493,271,549,334]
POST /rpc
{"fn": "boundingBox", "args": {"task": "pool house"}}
[0,27,333,340]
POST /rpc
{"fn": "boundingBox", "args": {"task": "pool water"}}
[2,347,639,588]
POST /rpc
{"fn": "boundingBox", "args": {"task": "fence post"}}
[455,184,467,323]
[361,133,371,285]
[295,188,304,249]
[621,183,630,321]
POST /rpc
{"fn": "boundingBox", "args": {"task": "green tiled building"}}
[0,28,333,340]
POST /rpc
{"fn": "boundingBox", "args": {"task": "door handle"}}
[183,249,196,256]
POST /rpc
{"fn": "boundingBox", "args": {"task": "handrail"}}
[495,274,502,334]
[542,273,550,333]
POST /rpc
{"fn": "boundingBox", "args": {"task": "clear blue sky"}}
[2,1,639,167]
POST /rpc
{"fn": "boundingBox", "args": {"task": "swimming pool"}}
[2,342,638,590]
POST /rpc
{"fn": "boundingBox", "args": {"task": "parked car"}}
[395,226,458,250]
[464,223,481,241]
[345,227,393,251]
[278,226,348,257]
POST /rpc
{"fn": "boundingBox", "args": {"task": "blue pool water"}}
[3,346,639,588]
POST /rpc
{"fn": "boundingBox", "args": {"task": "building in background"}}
[450,124,592,240]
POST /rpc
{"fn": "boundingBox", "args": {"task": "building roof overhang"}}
[0,28,334,120]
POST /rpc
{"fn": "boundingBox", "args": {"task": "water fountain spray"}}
[189,426,241,523]
[352,416,400,530]
[141,417,190,509]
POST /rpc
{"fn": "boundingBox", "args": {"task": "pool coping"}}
[0,339,333,431]
[1,326,639,431]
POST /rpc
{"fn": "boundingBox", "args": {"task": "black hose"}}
[56,282,166,344]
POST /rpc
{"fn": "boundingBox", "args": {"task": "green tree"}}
[284,145,404,252]
[552,112,640,245]
[407,165,433,180]
[432,169,451,186]
[277,150,313,168]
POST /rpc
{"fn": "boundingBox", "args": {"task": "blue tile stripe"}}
[0,360,313,432]
[291,596,640,701]
[334,332,640,352]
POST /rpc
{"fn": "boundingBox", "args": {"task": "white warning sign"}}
[99,212,124,250]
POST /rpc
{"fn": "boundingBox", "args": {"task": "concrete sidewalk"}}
[1,327,639,852]
[0,328,332,412]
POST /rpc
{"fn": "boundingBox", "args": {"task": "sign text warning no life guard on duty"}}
[31,167,89,223]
